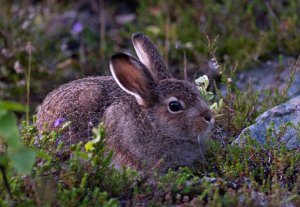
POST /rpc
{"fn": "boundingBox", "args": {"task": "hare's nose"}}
[201,110,214,123]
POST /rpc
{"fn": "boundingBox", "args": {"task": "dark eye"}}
[168,101,183,112]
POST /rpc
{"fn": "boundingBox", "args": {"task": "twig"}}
[31,178,41,207]
[99,0,106,62]
[183,48,187,81]
[242,106,255,130]
[26,42,32,126]
[164,3,170,68]
[0,165,12,198]
[282,55,300,97]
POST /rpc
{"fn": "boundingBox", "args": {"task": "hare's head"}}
[110,33,214,145]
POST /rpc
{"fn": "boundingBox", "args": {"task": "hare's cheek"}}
[191,116,211,134]
[153,105,176,122]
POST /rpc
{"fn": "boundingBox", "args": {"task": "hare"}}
[36,32,215,172]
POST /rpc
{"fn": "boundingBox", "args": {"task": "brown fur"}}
[36,76,125,145]
[36,33,214,173]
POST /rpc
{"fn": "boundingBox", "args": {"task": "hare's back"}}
[36,76,124,143]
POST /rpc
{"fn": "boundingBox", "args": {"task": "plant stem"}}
[26,42,32,126]
[183,48,187,81]
[99,0,106,67]
[0,165,12,198]
[164,4,170,68]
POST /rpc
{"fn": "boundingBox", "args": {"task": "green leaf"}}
[205,93,215,101]
[0,109,6,116]
[76,151,89,160]
[0,155,8,167]
[0,110,21,149]
[35,149,52,161]
[0,101,26,112]
[61,121,71,131]
[9,147,36,174]
[195,75,209,89]
[85,141,95,152]
[219,98,223,108]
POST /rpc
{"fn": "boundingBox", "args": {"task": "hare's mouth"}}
[189,127,211,143]
[174,127,212,145]
[176,134,208,145]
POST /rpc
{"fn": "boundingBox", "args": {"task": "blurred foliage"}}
[0,101,35,175]
[123,0,300,69]
[1,0,300,108]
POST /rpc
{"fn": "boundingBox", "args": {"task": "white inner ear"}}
[109,62,145,106]
[133,42,151,71]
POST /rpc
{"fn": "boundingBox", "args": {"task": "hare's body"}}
[37,33,214,172]
[36,76,123,144]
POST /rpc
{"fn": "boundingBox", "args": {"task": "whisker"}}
[197,135,208,164]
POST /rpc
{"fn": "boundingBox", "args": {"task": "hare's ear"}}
[110,53,156,106]
[132,32,172,81]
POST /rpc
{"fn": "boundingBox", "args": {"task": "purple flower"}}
[72,22,83,34]
[13,60,24,73]
[54,118,66,127]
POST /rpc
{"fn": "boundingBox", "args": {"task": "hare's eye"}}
[168,101,183,112]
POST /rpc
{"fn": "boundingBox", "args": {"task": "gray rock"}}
[236,57,300,98]
[235,95,300,150]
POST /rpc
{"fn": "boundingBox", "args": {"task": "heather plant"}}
[1,122,137,206]
[215,56,299,138]
[1,110,300,206]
